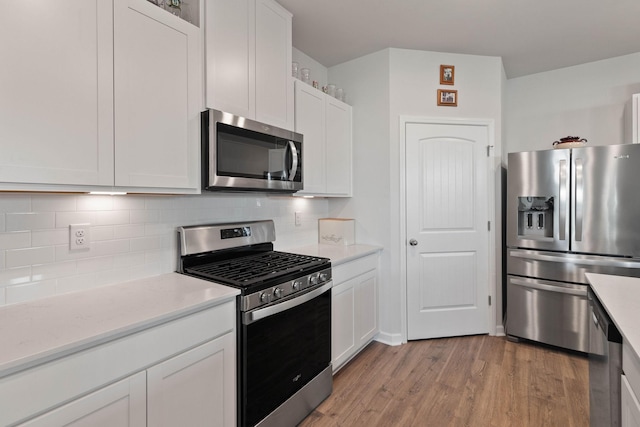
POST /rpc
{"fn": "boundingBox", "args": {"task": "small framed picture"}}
[440,65,455,85]
[437,89,458,106]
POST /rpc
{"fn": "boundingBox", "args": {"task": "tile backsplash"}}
[0,193,328,306]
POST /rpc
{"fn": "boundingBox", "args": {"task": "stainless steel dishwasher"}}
[588,287,622,427]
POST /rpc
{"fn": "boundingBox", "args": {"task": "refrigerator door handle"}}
[509,249,640,269]
[559,159,568,241]
[510,277,587,297]
[575,157,584,242]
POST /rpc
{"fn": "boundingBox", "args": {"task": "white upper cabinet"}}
[205,0,255,119]
[295,83,326,194]
[0,0,201,193]
[114,0,201,190]
[254,0,294,130]
[205,0,294,131]
[0,0,114,187]
[295,81,352,197]
[325,96,352,196]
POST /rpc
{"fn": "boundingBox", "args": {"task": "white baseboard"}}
[374,331,403,346]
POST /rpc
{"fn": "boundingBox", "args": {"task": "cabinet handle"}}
[287,141,298,181]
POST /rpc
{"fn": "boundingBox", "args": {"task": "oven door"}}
[240,283,332,427]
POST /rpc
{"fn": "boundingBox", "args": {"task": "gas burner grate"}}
[186,251,327,288]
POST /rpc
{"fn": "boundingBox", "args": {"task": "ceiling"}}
[276,0,640,79]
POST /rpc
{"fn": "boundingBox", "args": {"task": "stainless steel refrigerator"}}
[506,143,640,353]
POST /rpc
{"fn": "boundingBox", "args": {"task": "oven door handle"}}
[243,282,332,325]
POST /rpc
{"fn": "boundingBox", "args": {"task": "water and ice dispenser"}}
[517,196,554,239]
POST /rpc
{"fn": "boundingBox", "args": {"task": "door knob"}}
[409,239,418,246]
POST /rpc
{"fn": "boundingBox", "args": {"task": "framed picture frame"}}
[437,89,458,106]
[440,65,455,85]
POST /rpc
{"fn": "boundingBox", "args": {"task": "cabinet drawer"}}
[0,301,235,426]
[332,254,378,285]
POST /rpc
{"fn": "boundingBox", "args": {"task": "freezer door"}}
[507,149,571,251]
[506,275,588,353]
[571,144,640,257]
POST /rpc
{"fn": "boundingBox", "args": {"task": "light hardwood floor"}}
[300,335,588,427]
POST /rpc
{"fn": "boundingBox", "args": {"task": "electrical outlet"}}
[69,224,91,251]
[295,212,302,226]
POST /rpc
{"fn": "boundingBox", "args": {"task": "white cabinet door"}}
[355,270,378,345]
[295,81,353,197]
[19,372,146,427]
[325,97,352,196]
[205,0,255,119]
[331,255,379,372]
[332,279,356,370]
[147,333,236,427]
[255,0,294,130]
[623,374,640,427]
[114,0,200,190]
[0,0,113,186]
[295,82,326,194]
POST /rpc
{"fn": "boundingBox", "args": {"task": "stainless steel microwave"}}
[201,109,303,192]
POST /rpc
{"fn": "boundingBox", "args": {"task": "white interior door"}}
[406,122,490,340]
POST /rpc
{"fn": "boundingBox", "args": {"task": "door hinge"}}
[487,221,491,231]
[486,145,493,157]
[488,295,492,306]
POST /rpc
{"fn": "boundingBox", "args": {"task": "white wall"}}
[293,47,328,90]
[0,193,328,306]
[505,52,640,156]
[329,48,504,343]
[326,49,393,340]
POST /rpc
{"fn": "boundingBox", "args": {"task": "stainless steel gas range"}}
[177,220,332,427]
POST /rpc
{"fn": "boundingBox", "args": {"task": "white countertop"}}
[587,273,640,362]
[0,273,239,378]
[288,243,383,266]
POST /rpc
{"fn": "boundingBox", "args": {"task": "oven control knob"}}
[292,281,301,291]
[309,275,319,286]
[260,292,271,304]
[319,272,329,282]
[273,288,284,299]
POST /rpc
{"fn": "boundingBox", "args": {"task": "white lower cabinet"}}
[622,374,640,427]
[147,333,236,427]
[332,254,378,371]
[19,372,147,427]
[3,302,236,427]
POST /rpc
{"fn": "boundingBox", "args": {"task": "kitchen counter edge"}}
[0,272,239,379]
[586,273,640,365]
[286,243,383,266]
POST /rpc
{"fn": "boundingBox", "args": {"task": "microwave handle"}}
[287,141,299,181]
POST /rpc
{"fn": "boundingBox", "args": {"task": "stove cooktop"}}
[184,251,329,289]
